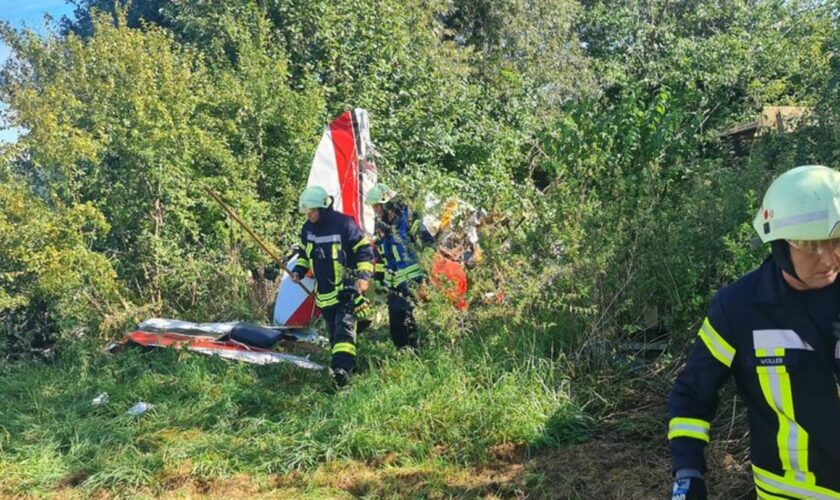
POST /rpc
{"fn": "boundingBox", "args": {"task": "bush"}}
[0,177,122,353]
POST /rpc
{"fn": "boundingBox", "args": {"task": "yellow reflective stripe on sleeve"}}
[352,237,370,252]
[332,342,357,356]
[318,289,339,300]
[305,242,313,258]
[332,243,342,284]
[315,289,339,308]
[753,464,840,499]
[356,261,374,273]
[374,262,386,272]
[755,348,813,484]
[668,417,711,443]
[296,258,310,270]
[391,245,402,262]
[394,264,421,276]
[391,264,423,286]
[393,273,422,286]
[316,297,339,308]
[698,317,736,367]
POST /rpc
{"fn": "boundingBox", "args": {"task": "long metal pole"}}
[204,186,314,299]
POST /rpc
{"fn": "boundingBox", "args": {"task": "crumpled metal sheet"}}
[136,318,327,347]
[137,318,240,338]
[122,331,325,371]
[188,346,324,369]
[278,328,329,347]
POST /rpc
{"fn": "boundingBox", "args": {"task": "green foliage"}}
[443,0,595,105]
[0,175,121,352]
[1,10,325,325]
[517,0,838,337]
[2,0,840,493]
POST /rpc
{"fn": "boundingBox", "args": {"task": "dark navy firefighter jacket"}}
[292,207,374,309]
[373,204,433,290]
[668,257,840,499]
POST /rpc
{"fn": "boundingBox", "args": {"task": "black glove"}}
[672,471,706,500]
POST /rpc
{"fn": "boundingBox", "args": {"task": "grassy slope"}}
[0,326,595,498]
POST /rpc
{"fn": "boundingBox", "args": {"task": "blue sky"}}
[1,0,75,143]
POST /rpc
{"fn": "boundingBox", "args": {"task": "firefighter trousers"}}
[322,294,357,372]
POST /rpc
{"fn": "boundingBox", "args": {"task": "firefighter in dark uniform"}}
[291,186,373,387]
[365,183,434,350]
[668,165,840,499]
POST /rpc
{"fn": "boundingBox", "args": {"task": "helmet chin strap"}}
[771,240,804,284]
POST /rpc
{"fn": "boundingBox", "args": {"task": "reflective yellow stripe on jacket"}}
[668,417,710,443]
[698,317,736,367]
[755,347,814,485]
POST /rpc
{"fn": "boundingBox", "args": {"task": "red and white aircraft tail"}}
[273,109,378,327]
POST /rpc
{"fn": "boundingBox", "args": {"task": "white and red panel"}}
[272,255,318,327]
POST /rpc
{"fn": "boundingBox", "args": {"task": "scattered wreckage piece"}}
[109,318,327,370]
[136,318,328,354]
[114,331,325,370]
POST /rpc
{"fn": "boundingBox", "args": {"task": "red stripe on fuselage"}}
[330,112,360,225]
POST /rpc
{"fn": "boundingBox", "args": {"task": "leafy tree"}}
[1,11,324,317]
[0,170,121,352]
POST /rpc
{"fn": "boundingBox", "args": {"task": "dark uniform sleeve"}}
[291,227,310,277]
[667,294,737,474]
[345,219,374,280]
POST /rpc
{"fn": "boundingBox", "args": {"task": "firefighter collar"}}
[749,257,793,305]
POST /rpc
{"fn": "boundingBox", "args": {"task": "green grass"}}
[0,328,590,496]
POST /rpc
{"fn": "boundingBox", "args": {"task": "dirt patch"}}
[444,462,526,498]
[192,475,261,498]
[526,439,672,499]
[56,470,89,489]
[277,457,529,499]
[272,469,308,490]
[488,442,526,463]
[312,461,381,496]
[524,437,754,499]
[54,439,753,500]
[153,474,265,499]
